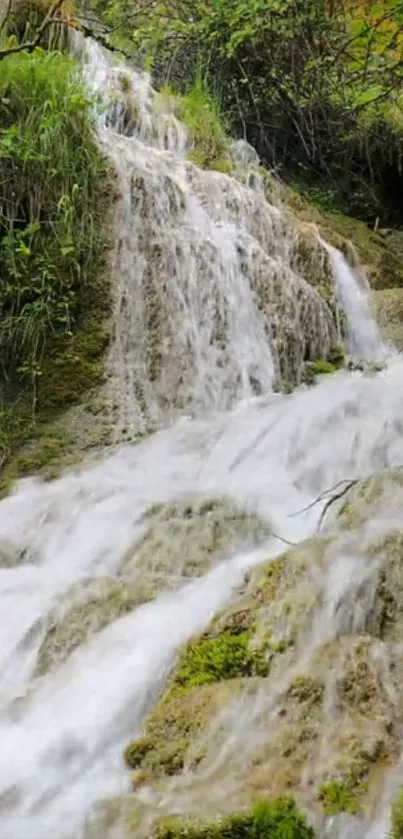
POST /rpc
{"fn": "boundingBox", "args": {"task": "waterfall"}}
[78,38,386,439]
[0,38,401,839]
[323,242,386,362]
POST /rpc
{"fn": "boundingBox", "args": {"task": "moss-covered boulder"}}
[35,578,150,676]
[36,495,271,674]
[124,679,258,784]
[262,172,403,292]
[373,288,403,350]
[119,502,403,825]
[122,496,272,584]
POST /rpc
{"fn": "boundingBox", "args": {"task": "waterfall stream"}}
[0,38,402,839]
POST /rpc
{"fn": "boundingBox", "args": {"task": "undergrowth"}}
[161,78,232,172]
[319,780,360,816]
[155,798,315,839]
[0,47,114,484]
[170,631,270,692]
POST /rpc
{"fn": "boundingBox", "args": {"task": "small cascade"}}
[77,39,383,440]
[324,243,386,362]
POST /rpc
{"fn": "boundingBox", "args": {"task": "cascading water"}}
[1,37,402,839]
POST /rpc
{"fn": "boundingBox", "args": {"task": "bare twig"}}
[317,480,358,530]
[288,478,356,518]
[271,529,297,547]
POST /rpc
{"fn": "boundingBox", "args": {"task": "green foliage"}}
[319,780,360,816]
[171,631,270,691]
[155,797,315,839]
[161,79,232,172]
[0,49,110,382]
[390,788,403,839]
[103,0,403,226]
[124,737,153,770]
[0,47,113,480]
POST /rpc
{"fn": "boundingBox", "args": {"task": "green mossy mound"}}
[158,82,233,173]
[155,798,315,839]
[124,679,259,784]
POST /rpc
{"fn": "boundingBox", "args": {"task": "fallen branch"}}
[317,479,358,530]
[288,477,356,518]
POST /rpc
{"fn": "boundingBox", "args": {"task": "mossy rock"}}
[365,530,403,641]
[373,288,403,350]
[266,176,403,291]
[390,788,403,839]
[35,494,270,674]
[122,496,272,583]
[120,524,403,820]
[330,468,403,531]
[35,578,151,676]
[124,679,261,783]
[247,539,327,645]
[154,798,315,839]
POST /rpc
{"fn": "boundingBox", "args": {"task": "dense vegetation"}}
[88,0,403,226]
[0,5,113,482]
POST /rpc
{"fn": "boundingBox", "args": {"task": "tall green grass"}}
[161,77,232,172]
[0,48,111,390]
[0,47,113,482]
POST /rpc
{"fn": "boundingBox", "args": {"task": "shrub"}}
[0,47,113,477]
[0,49,111,386]
[161,78,232,172]
[319,780,359,816]
[171,631,270,691]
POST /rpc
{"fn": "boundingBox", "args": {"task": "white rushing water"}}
[0,37,402,839]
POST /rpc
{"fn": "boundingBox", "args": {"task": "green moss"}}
[124,680,246,781]
[390,788,403,839]
[123,737,153,770]
[319,780,360,816]
[154,798,315,839]
[287,676,324,706]
[171,630,270,692]
[303,360,337,384]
